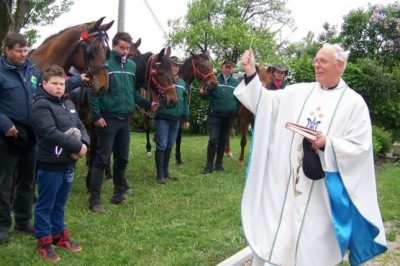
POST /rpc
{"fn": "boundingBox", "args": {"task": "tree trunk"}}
[0,0,12,52]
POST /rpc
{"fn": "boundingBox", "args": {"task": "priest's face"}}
[314,47,344,88]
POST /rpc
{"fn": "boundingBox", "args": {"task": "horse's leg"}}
[239,121,248,167]
[175,126,183,164]
[239,111,253,167]
[145,127,152,157]
[225,116,237,158]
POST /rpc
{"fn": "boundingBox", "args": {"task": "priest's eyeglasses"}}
[313,58,338,66]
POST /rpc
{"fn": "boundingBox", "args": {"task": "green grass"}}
[1,133,399,265]
[2,133,249,265]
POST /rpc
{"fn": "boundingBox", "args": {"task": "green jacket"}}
[201,73,240,117]
[88,50,150,121]
[155,78,189,122]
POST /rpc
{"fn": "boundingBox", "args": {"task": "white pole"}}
[117,0,126,32]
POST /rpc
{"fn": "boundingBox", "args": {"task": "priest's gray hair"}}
[323,43,350,74]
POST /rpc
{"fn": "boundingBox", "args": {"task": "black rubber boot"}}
[215,144,226,171]
[202,145,216,174]
[89,167,105,213]
[110,168,127,204]
[155,150,166,184]
[164,148,178,180]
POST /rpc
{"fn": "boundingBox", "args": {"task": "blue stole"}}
[325,172,387,265]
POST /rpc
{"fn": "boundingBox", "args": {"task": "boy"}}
[31,65,90,261]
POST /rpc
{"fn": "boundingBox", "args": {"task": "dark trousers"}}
[0,142,36,231]
[34,169,73,238]
[90,118,130,204]
[206,115,234,166]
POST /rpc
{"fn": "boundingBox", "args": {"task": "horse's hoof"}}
[146,152,152,157]
[226,152,234,158]
[239,161,245,167]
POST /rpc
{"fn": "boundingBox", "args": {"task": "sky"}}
[33,0,397,56]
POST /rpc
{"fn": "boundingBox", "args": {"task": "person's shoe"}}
[37,236,60,261]
[90,204,105,214]
[214,165,225,171]
[110,195,127,205]
[202,166,213,174]
[14,223,34,234]
[157,177,166,184]
[0,231,10,244]
[52,229,82,252]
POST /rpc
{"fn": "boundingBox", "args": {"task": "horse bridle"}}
[145,55,175,103]
[76,26,110,94]
[191,58,216,89]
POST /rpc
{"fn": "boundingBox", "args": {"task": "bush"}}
[372,125,393,157]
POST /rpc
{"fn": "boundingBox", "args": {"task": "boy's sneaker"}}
[37,236,60,262]
[52,229,82,252]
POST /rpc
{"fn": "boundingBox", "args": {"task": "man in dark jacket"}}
[0,33,86,244]
[199,59,240,174]
[87,32,158,213]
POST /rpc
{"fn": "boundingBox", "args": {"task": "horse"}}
[225,65,272,166]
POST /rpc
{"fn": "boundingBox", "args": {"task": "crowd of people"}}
[0,30,387,265]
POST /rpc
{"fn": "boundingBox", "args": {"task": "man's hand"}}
[151,102,159,112]
[5,125,18,138]
[199,87,206,95]
[80,73,89,83]
[94,118,107,128]
[239,48,257,77]
[183,122,190,129]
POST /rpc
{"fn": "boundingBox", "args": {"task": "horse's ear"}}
[165,46,171,58]
[157,48,166,61]
[134,38,141,49]
[100,20,114,32]
[92,17,106,30]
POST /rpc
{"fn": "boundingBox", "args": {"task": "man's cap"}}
[169,56,182,65]
[272,64,288,74]
[222,59,233,67]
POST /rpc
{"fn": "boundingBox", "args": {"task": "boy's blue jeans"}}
[34,169,74,239]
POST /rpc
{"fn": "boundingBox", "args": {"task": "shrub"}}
[372,125,393,157]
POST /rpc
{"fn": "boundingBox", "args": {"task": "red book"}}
[285,122,320,140]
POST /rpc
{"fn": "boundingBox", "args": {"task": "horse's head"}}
[128,38,142,59]
[182,52,218,91]
[258,65,272,89]
[73,17,114,96]
[147,47,177,107]
[30,17,114,97]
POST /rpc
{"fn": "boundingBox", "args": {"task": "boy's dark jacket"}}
[32,86,90,171]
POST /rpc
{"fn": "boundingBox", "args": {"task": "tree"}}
[167,0,293,65]
[340,2,400,68]
[0,0,73,48]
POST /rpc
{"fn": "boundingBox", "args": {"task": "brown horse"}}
[174,52,218,164]
[225,65,272,166]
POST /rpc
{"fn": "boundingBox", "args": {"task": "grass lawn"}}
[1,132,399,265]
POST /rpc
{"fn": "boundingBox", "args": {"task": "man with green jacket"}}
[199,59,240,174]
[87,32,157,213]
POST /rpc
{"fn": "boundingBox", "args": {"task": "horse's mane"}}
[133,52,153,90]
[40,25,78,45]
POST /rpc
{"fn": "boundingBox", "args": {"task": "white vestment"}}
[234,76,387,266]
